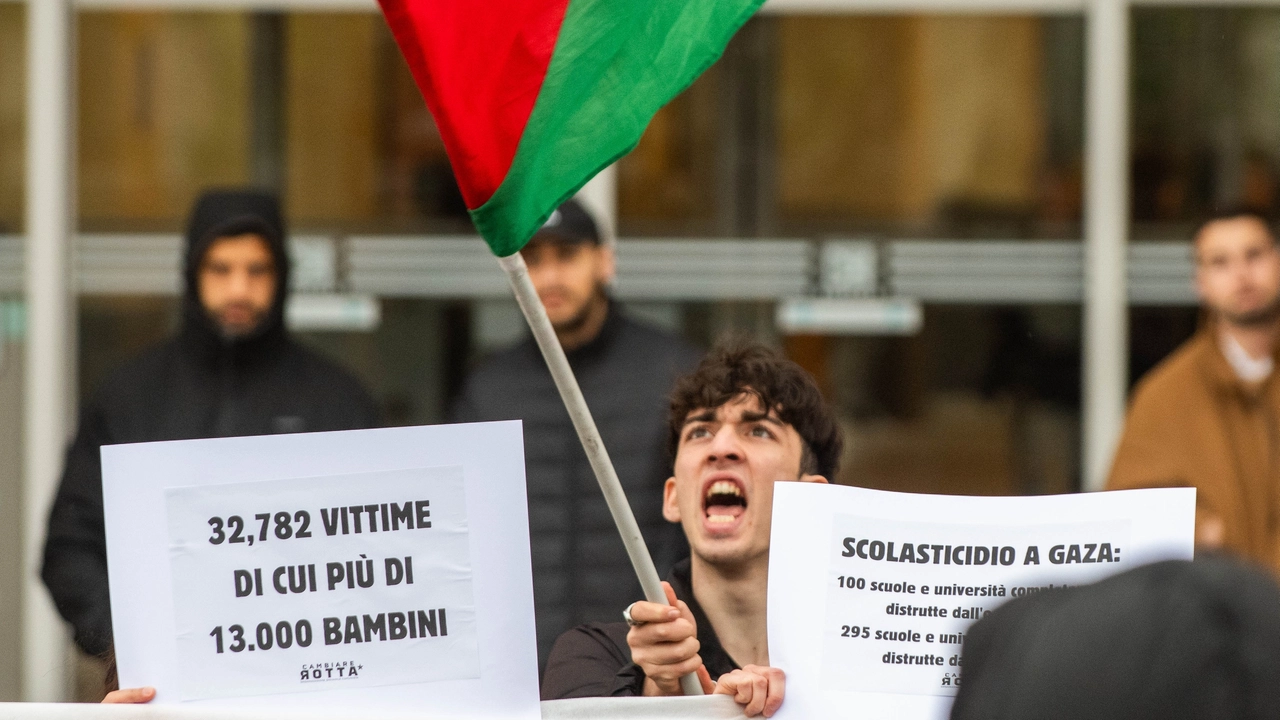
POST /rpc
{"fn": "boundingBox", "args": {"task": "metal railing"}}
[1,235,1193,304]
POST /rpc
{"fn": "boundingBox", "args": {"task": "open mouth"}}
[703,478,747,527]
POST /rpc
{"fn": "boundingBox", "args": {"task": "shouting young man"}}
[541,340,843,717]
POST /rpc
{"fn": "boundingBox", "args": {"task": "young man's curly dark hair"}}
[667,338,843,479]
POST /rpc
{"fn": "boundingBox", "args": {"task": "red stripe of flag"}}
[379,0,572,210]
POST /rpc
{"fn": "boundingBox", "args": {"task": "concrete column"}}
[1082,0,1129,492]
[23,0,73,701]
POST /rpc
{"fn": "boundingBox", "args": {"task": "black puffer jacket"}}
[42,190,380,656]
[450,305,699,667]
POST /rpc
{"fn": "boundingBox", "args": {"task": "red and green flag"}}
[377,0,765,257]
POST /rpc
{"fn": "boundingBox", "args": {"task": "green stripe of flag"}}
[471,0,764,256]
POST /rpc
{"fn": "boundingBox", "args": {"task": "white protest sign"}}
[104,422,539,719]
[767,484,1195,720]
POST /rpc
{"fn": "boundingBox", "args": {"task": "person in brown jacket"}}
[1109,208,1280,569]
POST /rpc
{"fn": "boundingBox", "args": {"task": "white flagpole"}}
[497,252,704,697]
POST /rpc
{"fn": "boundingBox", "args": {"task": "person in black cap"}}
[42,189,379,660]
[951,556,1280,720]
[450,198,701,669]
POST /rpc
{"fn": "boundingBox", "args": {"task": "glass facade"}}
[1133,8,1280,235]
[43,8,1280,241]
[78,11,253,231]
[9,7,1280,591]
[617,15,1085,241]
[66,11,1093,499]
[74,11,474,235]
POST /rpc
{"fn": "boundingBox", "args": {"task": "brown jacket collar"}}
[1195,320,1280,401]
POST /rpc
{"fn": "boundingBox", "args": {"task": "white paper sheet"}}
[767,484,1195,720]
[103,421,539,719]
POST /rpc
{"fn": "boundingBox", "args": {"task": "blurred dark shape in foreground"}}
[952,555,1280,720]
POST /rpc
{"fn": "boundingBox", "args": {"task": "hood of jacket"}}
[180,188,291,366]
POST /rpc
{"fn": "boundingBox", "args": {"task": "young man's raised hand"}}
[627,582,788,716]
[626,581,715,696]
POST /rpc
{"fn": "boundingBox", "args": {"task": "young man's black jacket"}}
[41,190,380,656]
[450,303,700,667]
[540,558,740,699]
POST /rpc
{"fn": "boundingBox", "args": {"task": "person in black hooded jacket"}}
[42,189,380,657]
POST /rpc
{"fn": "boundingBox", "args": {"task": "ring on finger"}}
[623,603,646,627]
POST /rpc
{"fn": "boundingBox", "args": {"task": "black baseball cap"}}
[530,198,600,245]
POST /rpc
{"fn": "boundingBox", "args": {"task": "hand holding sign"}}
[714,665,786,718]
[102,687,156,704]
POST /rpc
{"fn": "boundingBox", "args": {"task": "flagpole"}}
[497,253,704,697]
